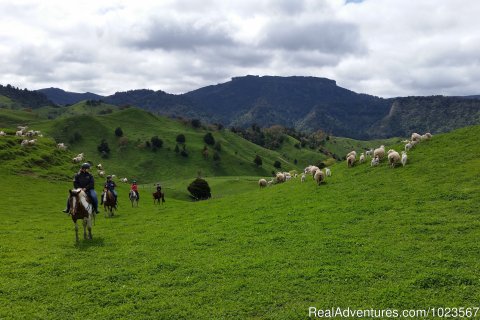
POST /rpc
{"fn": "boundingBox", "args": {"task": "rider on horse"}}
[101,175,117,205]
[63,163,99,214]
[156,183,162,192]
[131,180,139,200]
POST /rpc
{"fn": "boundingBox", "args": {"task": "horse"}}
[102,187,116,217]
[129,190,139,207]
[67,188,94,242]
[153,190,165,205]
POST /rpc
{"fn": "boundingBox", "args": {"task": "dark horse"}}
[67,188,94,242]
[102,187,116,217]
[153,190,165,205]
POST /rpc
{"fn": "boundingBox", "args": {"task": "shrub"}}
[213,152,220,161]
[97,139,110,154]
[151,136,163,149]
[115,127,123,137]
[273,160,281,169]
[214,141,221,151]
[118,136,129,147]
[187,178,211,200]
[203,132,215,145]
[176,134,186,144]
[254,155,262,167]
[191,119,201,128]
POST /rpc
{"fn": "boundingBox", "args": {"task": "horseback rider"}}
[130,180,139,200]
[155,183,162,193]
[101,175,117,205]
[63,163,99,214]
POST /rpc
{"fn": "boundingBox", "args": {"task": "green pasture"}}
[0,125,479,318]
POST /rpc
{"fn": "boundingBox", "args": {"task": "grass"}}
[0,125,479,318]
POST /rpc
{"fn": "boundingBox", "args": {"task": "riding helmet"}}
[81,162,91,169]
[107,175,112,179]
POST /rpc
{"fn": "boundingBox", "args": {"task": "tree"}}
[97,139,110,154]
[203,132,215,145]
[254,155,262,167]
[150,136,163,149]
[115,127,123,137]
[273,160,281,169]
[188,178,211,200]
[176,134,186,144]
[191,119,201,128]
[213,152,220,162]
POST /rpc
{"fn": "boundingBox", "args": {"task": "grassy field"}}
[0,125,479,319]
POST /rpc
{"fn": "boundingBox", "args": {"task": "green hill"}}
[0,125,478,318]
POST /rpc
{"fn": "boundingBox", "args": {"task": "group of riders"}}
[63,162,162,214]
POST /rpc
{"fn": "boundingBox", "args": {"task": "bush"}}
[118,136,129,147]
[187,178,211,200]
[115,127,123,137]
[254,155,262,167]
[213,152,220,161]
[151,136,163,149]
[97,139,110,154]
[191,119,201,128]
[176,134,186,144]
[273,160,281,169]
[213,141,221,151]
[203,132,215,145]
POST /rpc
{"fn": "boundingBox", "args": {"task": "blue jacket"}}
[104,181,116,191]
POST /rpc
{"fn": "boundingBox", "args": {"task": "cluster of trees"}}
[231,124,329,151]
[0,84,54,109]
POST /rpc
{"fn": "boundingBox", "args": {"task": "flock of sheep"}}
[258,131,433,189]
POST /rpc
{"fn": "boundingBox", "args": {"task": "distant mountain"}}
[32,76,480,139]
[37,87,103,105]
[0,84,54,109]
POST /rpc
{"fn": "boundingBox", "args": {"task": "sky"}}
[0,0,479,97]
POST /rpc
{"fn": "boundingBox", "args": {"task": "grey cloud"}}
[259,20,365,55]
[127,20,235,51]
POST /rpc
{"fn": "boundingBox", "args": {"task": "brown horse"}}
[102,187,116,217]
[67,189,94,242]
[153,190,165,205]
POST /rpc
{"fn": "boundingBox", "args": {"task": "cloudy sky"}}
[1,0,479,97]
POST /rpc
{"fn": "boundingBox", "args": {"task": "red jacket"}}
[131,184,138,191]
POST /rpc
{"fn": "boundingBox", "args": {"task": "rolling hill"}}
[0,124,478,318]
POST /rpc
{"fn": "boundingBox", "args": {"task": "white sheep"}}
[57,143,67,150]
[276,173,286,183]
[373,145,385,160]
[365,149,373,157]
[359,153,365,163]
[371,156,379,167]
[347,150,357,158]
[325,168,331,177]
[121,177,128,183]
[16,130,24,136]
[387,150,401,168]
[405,142,412,152]
[347,154,356,167]
[401,151,408,167]
[314,169,325,185]
[111,174,116,179]
[0,131,6,136]
[98,171,105,177]
[96,163,103,170]
[20,139,29,147]
[28,139,37,145]
[258,178,267,188]
[424,132,432,139]
[72,156,82,163]
[301,173,306,182]
[411,133,422,142]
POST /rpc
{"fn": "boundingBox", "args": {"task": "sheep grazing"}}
[276,173,286,183]
[405,142,412,152]
[258,178,267,188]
[373,145,385,160]
[325,168,331,177]
[347,150,357,159]
[401,151,408,167]
[301,174,306,182]
[365,149,373,157]
[424,132,432,139]
[0,131,6,136]
[98,171,105,177]
[411,133,422,142]
[314,169,325,185]
[359,153,365,163]
[96,163,103,170]
[57,143,67,150]
[111,174,116,179]
[371,156,380,167]
[28,139,37,145]
[347,154,356,167]
[16,130,24,136]
[387,150,401,168]
[20,139,29,147]
[121,177,128,183]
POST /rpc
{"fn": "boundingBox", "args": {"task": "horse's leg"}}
[75,221,79,242]
[87,215,93,239]
[83,218,87,240]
